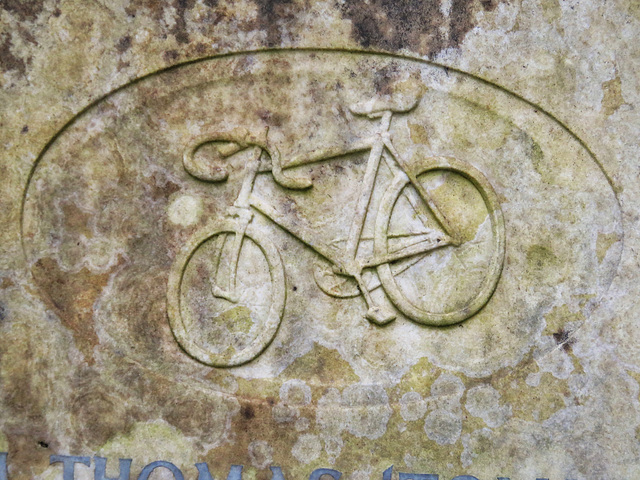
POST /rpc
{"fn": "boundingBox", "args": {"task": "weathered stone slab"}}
[1,2,639,480]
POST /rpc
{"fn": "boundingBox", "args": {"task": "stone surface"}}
[1,1,639,480]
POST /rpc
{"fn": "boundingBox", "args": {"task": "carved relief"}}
[167,92,505,366]
[21,51,622,380]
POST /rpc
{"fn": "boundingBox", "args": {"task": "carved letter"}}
[383,466,392,480]
[226,465,243,480]
[270,467,286,480]
[194,464,243,480]
[195,463,214,480]
[399,472,438,480]
[94,457,132,480]
[50,455,91,480]
[137,461,184,480]
[0,452,7,480]
[308,468,342,480]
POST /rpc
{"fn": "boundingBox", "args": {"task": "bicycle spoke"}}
[381,151,434,233]
[400,183,435,233]
[389,252,429,276]
[364,237,451,268]
[387,233,446,253]
[210,233,227,291]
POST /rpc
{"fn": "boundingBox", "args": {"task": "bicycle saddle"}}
[349,93,421,117]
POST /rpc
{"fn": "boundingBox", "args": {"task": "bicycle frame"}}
[214,110,457,323]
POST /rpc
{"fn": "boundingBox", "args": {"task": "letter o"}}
[309,469,342,480]
[138,461,185,480]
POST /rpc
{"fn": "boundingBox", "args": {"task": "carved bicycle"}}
[167,95,505,367]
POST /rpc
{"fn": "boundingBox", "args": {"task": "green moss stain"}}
[526,244,559,279]
[281,344,360,387]
[444,97,512,151]
[541,0,562,24]
[601,76,625,116]
[596,232,621,263]
[0,431,7,452]
[425,170,488,243]
[528,140,549,182]
[98,421,197,465]
[543,304,585,337]
[408,122,432,147]
[216,306,254,335]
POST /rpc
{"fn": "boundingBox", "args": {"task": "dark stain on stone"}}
[255,0,294,47]
[374,63,400,95]
[282,344,360,386]
[204,0,218,6]
[165,397,206,436]
[342,0,502,57]
[125,0,166,22]
[342,0,444,54]
[0,277,15,289]
[37,441,49,449]
[194,42,208,55]
[59,201,94,239]
[1,331,60,476]
[0,33,26,75]
[6,429,54,480]
[31,257,119,364]
[149,172,180,200]
[172,0,196,44]
[553,328,575,352]
[0,0,45,21]
[21,125,28,133]
[241,403,256,420]
[17,24,38,45]
[165,394,237,437]
[163,49,180,63]
[116,35,132,53]
[0,302,6,323]
[449,0,490,46]
[257,108,285,128]
[2,342,47,419]
[71,384,131,448]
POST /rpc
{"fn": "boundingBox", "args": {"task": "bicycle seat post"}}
[378,111,393,133]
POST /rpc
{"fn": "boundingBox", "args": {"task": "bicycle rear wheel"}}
[374,156,505,326]
[167,220,286,367]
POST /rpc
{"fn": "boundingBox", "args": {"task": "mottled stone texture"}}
[1,1,639,480]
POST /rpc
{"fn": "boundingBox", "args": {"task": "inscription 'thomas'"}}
[0,453,571,480]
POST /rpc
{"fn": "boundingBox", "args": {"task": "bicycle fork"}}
[338,112,400,325]
[341,111,458,325]
[210,146,262,303]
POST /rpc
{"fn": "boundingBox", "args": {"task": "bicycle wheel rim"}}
[167,220,286,367]
[374,156,505,326]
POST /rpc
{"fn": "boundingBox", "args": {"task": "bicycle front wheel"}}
[374,156,505,326]
[167,220,286,367]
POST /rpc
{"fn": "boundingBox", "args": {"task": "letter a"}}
[195,464,244,480]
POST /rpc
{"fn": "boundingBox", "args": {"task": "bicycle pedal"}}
[211,285,239,303]
[365,307,396,325]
